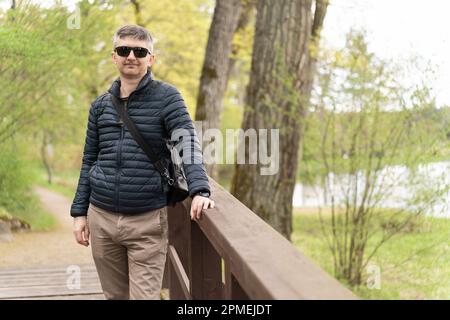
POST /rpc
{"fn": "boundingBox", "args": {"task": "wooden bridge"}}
[0,179,355,300]
[0,264,103,300]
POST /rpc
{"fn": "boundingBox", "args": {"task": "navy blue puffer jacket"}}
[70,71,210,217]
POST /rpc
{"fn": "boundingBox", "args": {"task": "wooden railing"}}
[162,179,356,300]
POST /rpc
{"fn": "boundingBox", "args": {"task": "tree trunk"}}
[194,0,245,179]
[41,131,53,185]
[9,0,15,22]
[130,0,144,26]
[231,0,328,240]
[225,0,257,93]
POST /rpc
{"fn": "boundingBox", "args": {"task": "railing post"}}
[168,255,188,299]
[223,259,249,299]
[190,221,222,299]
[167,203,191,299]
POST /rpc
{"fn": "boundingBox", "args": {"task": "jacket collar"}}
[108,70,153,98]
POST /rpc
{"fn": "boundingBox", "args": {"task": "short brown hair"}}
[113,25,154,53]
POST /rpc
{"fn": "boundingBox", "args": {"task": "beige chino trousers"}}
[87,203,168,300]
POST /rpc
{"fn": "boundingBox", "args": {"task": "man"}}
[70,25,214,300]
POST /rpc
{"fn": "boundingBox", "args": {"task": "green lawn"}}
[4,191,57,231]
[292,208,450,299]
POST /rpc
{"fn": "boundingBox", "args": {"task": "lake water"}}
[293,161,450,218]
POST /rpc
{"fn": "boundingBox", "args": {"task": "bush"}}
[0,144,56,230]
[0,145,34,211]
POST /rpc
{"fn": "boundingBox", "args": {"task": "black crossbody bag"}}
[111,94,189,206]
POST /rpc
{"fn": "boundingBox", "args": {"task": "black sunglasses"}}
[115,46,151,58]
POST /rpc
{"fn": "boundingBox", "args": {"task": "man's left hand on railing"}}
[190,195,215,221]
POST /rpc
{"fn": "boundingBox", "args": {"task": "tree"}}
[231,0,328,240]
[195,0,256,179]
[130,0,144,26]
[0,1,119,182]
[0,2,79,145]
[75,0,121,100]
[305,30,449,286]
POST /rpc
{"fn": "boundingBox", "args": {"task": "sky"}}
[322,0,450,107]
[1,0,449,106]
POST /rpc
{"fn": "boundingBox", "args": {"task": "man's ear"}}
[149,54,156,67]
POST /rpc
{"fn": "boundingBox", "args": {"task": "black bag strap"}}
[110,94,174,184]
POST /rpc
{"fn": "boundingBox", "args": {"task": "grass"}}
[292,207,450,299]
[0,153,57,231]
[1,164,78,232]
[32,165,79,199]
[5,191,57,231]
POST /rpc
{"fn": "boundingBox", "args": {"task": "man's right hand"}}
[73,216,90,247]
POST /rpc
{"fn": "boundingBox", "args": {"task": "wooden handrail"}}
[163,178,357,300]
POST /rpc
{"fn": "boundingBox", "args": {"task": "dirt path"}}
[0,187,94,269]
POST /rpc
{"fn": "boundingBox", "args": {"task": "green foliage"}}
[301,30,450,182]
[299,30,450,286]
[292,208,450,299]
[0,2,80,145]
[8,193,57,231]
[32,162,79,199]
[0,206,13,221]
[0,144,56,230]
[0,145,34,209]
[72,0,122,102]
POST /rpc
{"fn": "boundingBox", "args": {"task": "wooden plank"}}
[0,284,102,299]
[0,264,102,300]
[14,293,105,300]
[0,271,97,280]
[223,259,249,299]
[0,283,102,293]
[0,278,101,289]
[190,222,222,300]
[0,265,97,276]
[0,270,99,277]
[0,272,98,279]
[168,262,183,300]
[167,202,190,300]
[167,245,190,299]
[0,267,100,290]
[0,273,99,281]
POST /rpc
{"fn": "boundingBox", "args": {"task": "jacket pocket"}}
[88,161,97,176]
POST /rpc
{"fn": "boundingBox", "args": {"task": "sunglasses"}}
[114,46,151,58]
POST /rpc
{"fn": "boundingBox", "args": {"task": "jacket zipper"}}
[115,97,130,212]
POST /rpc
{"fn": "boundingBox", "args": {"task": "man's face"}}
[112,37,155,78]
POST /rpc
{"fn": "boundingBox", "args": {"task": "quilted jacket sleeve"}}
[162,85,210,197]
[70,101,100,217]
